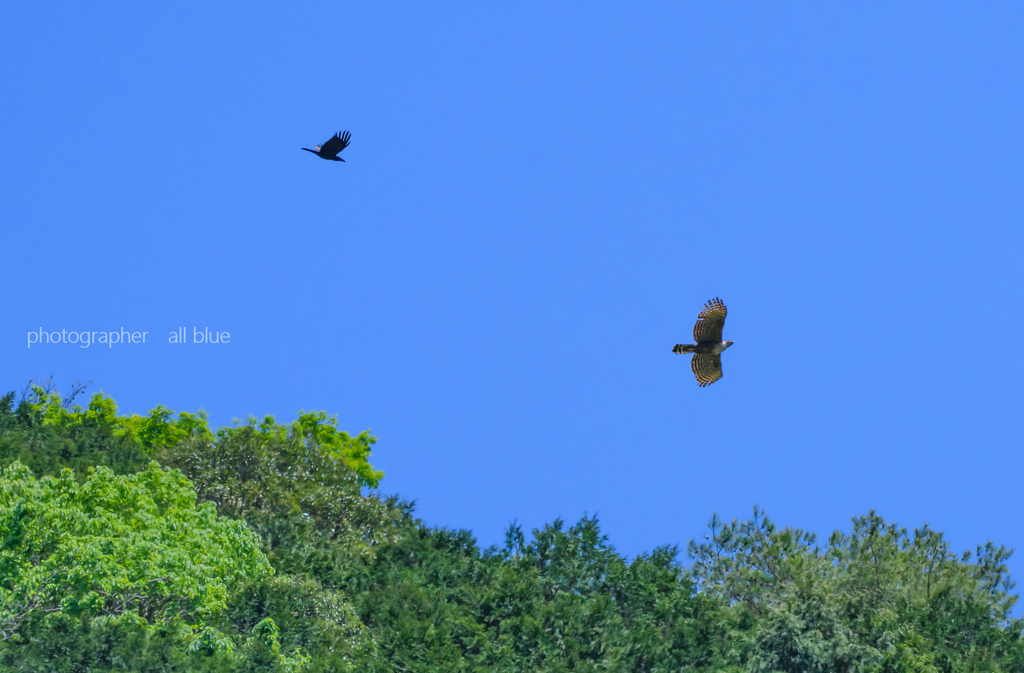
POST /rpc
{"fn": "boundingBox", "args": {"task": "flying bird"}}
[673,297,734,387]
[302,131,351,161]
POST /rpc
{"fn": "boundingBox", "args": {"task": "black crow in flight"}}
[302,131,351,161]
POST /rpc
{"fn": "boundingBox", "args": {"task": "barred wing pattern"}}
[692,297,727,344]
[691,354,723,387]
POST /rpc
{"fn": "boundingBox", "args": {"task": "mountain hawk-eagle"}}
[673,297,734,387]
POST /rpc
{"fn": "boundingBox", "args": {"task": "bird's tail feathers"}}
[672,344,697,354]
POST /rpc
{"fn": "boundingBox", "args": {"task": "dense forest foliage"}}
[0,383,1021,672]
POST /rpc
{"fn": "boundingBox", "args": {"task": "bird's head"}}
[724,340,735,349]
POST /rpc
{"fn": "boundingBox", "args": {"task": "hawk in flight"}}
[673,297,734,387]
[302,131,351,161]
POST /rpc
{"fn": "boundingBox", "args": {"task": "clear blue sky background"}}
[3,4,1023,592]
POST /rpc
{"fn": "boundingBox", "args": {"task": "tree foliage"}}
[1,385,381,488]
[0,388,381,671]
[0,386,1021,672]
[0,460,270,640]
[688,506,1023,671]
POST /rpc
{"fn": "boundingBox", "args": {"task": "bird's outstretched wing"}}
[691,354,723,387]
[692,297,727,344]
[319,131,351,158]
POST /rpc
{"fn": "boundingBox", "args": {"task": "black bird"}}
[302,131,351,161]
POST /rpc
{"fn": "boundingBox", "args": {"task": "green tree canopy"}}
[1,386,1021,672]
[688,506,1024,671]
[0,460,271,640]
[1,385,382,488]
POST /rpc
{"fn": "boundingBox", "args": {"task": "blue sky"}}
[3,3,1023,591]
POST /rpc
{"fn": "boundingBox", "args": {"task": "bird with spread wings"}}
[672,298,735,387]
[302,131,351,161]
